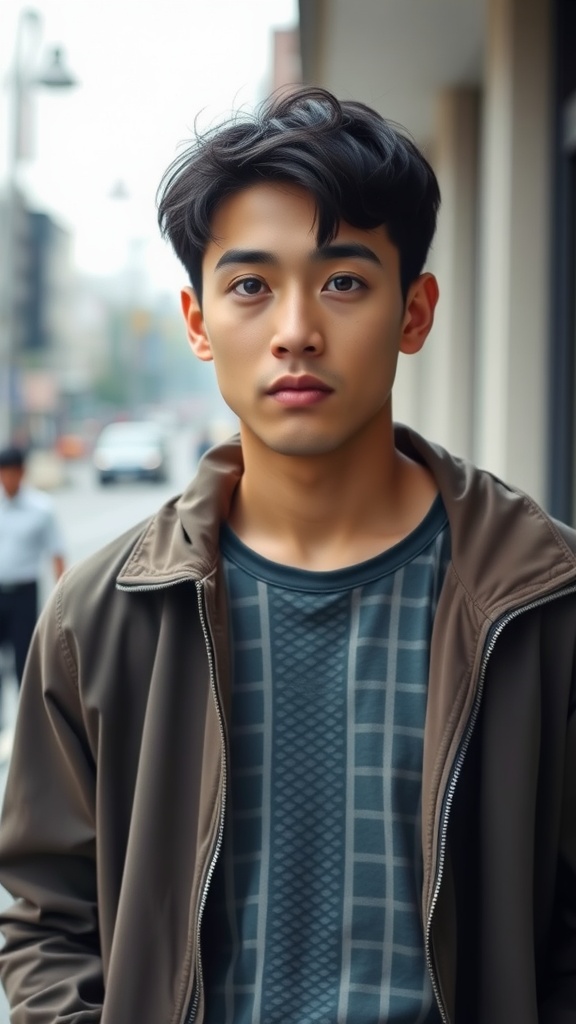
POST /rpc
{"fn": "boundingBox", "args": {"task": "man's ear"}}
[399,273,439,355]
[181,287,213,362]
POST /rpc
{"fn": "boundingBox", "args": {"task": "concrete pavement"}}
[0,729,13,768]
[0,663,17,769]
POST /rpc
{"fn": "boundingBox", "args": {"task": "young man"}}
[0,87,574,1024]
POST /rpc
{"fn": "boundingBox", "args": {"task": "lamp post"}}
[0,8,77,446]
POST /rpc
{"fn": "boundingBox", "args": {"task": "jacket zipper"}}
[116,575,228,1024]
[184,581,228,1024]
[425,582,576,1023]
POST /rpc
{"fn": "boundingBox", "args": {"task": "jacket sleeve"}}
[0,579,103,1022]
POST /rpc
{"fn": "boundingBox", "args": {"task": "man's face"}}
[182,183,437,458]
[0,466,24,497]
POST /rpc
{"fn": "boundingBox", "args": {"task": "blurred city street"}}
[47,425,202,568]
[0,423,215,1020]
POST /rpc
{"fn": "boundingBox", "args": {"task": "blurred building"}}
[298,0,576,521]
[0,192,76,446]
[21,211,71,355]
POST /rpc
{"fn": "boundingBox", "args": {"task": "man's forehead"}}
[204,182,393,262]
[207,181,317,237]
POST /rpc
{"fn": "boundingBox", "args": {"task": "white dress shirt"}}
[0,486,65,584]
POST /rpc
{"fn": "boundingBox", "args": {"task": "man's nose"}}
[270,292,324,358]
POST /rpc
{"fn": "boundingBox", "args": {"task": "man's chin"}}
[240,421,353,459]
[263,433,343,459]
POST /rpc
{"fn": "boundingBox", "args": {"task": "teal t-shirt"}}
[202,497,450,1023]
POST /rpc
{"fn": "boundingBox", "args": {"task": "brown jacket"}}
[0,426,575,1024]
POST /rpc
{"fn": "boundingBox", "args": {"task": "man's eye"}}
[325,276,363,293]
[233,278,266,296]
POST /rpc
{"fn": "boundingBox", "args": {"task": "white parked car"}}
[93,421,170,485]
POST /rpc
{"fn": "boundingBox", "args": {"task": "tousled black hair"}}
[157,87,441,303]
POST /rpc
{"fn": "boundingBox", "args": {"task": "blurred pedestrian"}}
[0,87,575,1024]
[0,446,65,702]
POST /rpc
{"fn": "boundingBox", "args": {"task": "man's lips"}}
[266,376,334,408]
[266,375,333,395]
[264,376,332,407]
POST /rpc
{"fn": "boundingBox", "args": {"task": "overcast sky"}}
[1,0,298,293]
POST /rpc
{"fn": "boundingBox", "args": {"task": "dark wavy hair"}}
[157,87,441,304]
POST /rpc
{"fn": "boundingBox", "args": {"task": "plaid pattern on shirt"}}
[202,498,450,1024]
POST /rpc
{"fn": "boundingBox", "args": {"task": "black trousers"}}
[0,582,38,686]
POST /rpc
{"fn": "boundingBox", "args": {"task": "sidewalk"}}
[0,728,13,767]
[0,675,18,767]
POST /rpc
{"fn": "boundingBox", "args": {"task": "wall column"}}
[409,88,480,460]
[475,0,552,503]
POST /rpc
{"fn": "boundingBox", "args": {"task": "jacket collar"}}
[397,424,576,618]
[117,427,576,614]
[116,436,244,589]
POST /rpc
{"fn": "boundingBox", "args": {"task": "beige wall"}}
[475,0,552,502]
[395,88,480,464]
[394,0,553,504]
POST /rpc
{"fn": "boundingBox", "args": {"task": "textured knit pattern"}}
[202,498,450,1024]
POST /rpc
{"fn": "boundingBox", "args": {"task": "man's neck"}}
[228,422,438,571]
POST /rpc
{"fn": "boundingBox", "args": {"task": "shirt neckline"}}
[220,495,449,593]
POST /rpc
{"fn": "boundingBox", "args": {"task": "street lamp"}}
[36,47,77,91]
[0,8,77,445]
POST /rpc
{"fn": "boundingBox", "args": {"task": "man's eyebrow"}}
[213,242,383,272]
[312,242,383,266]
[214,249,279,271]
